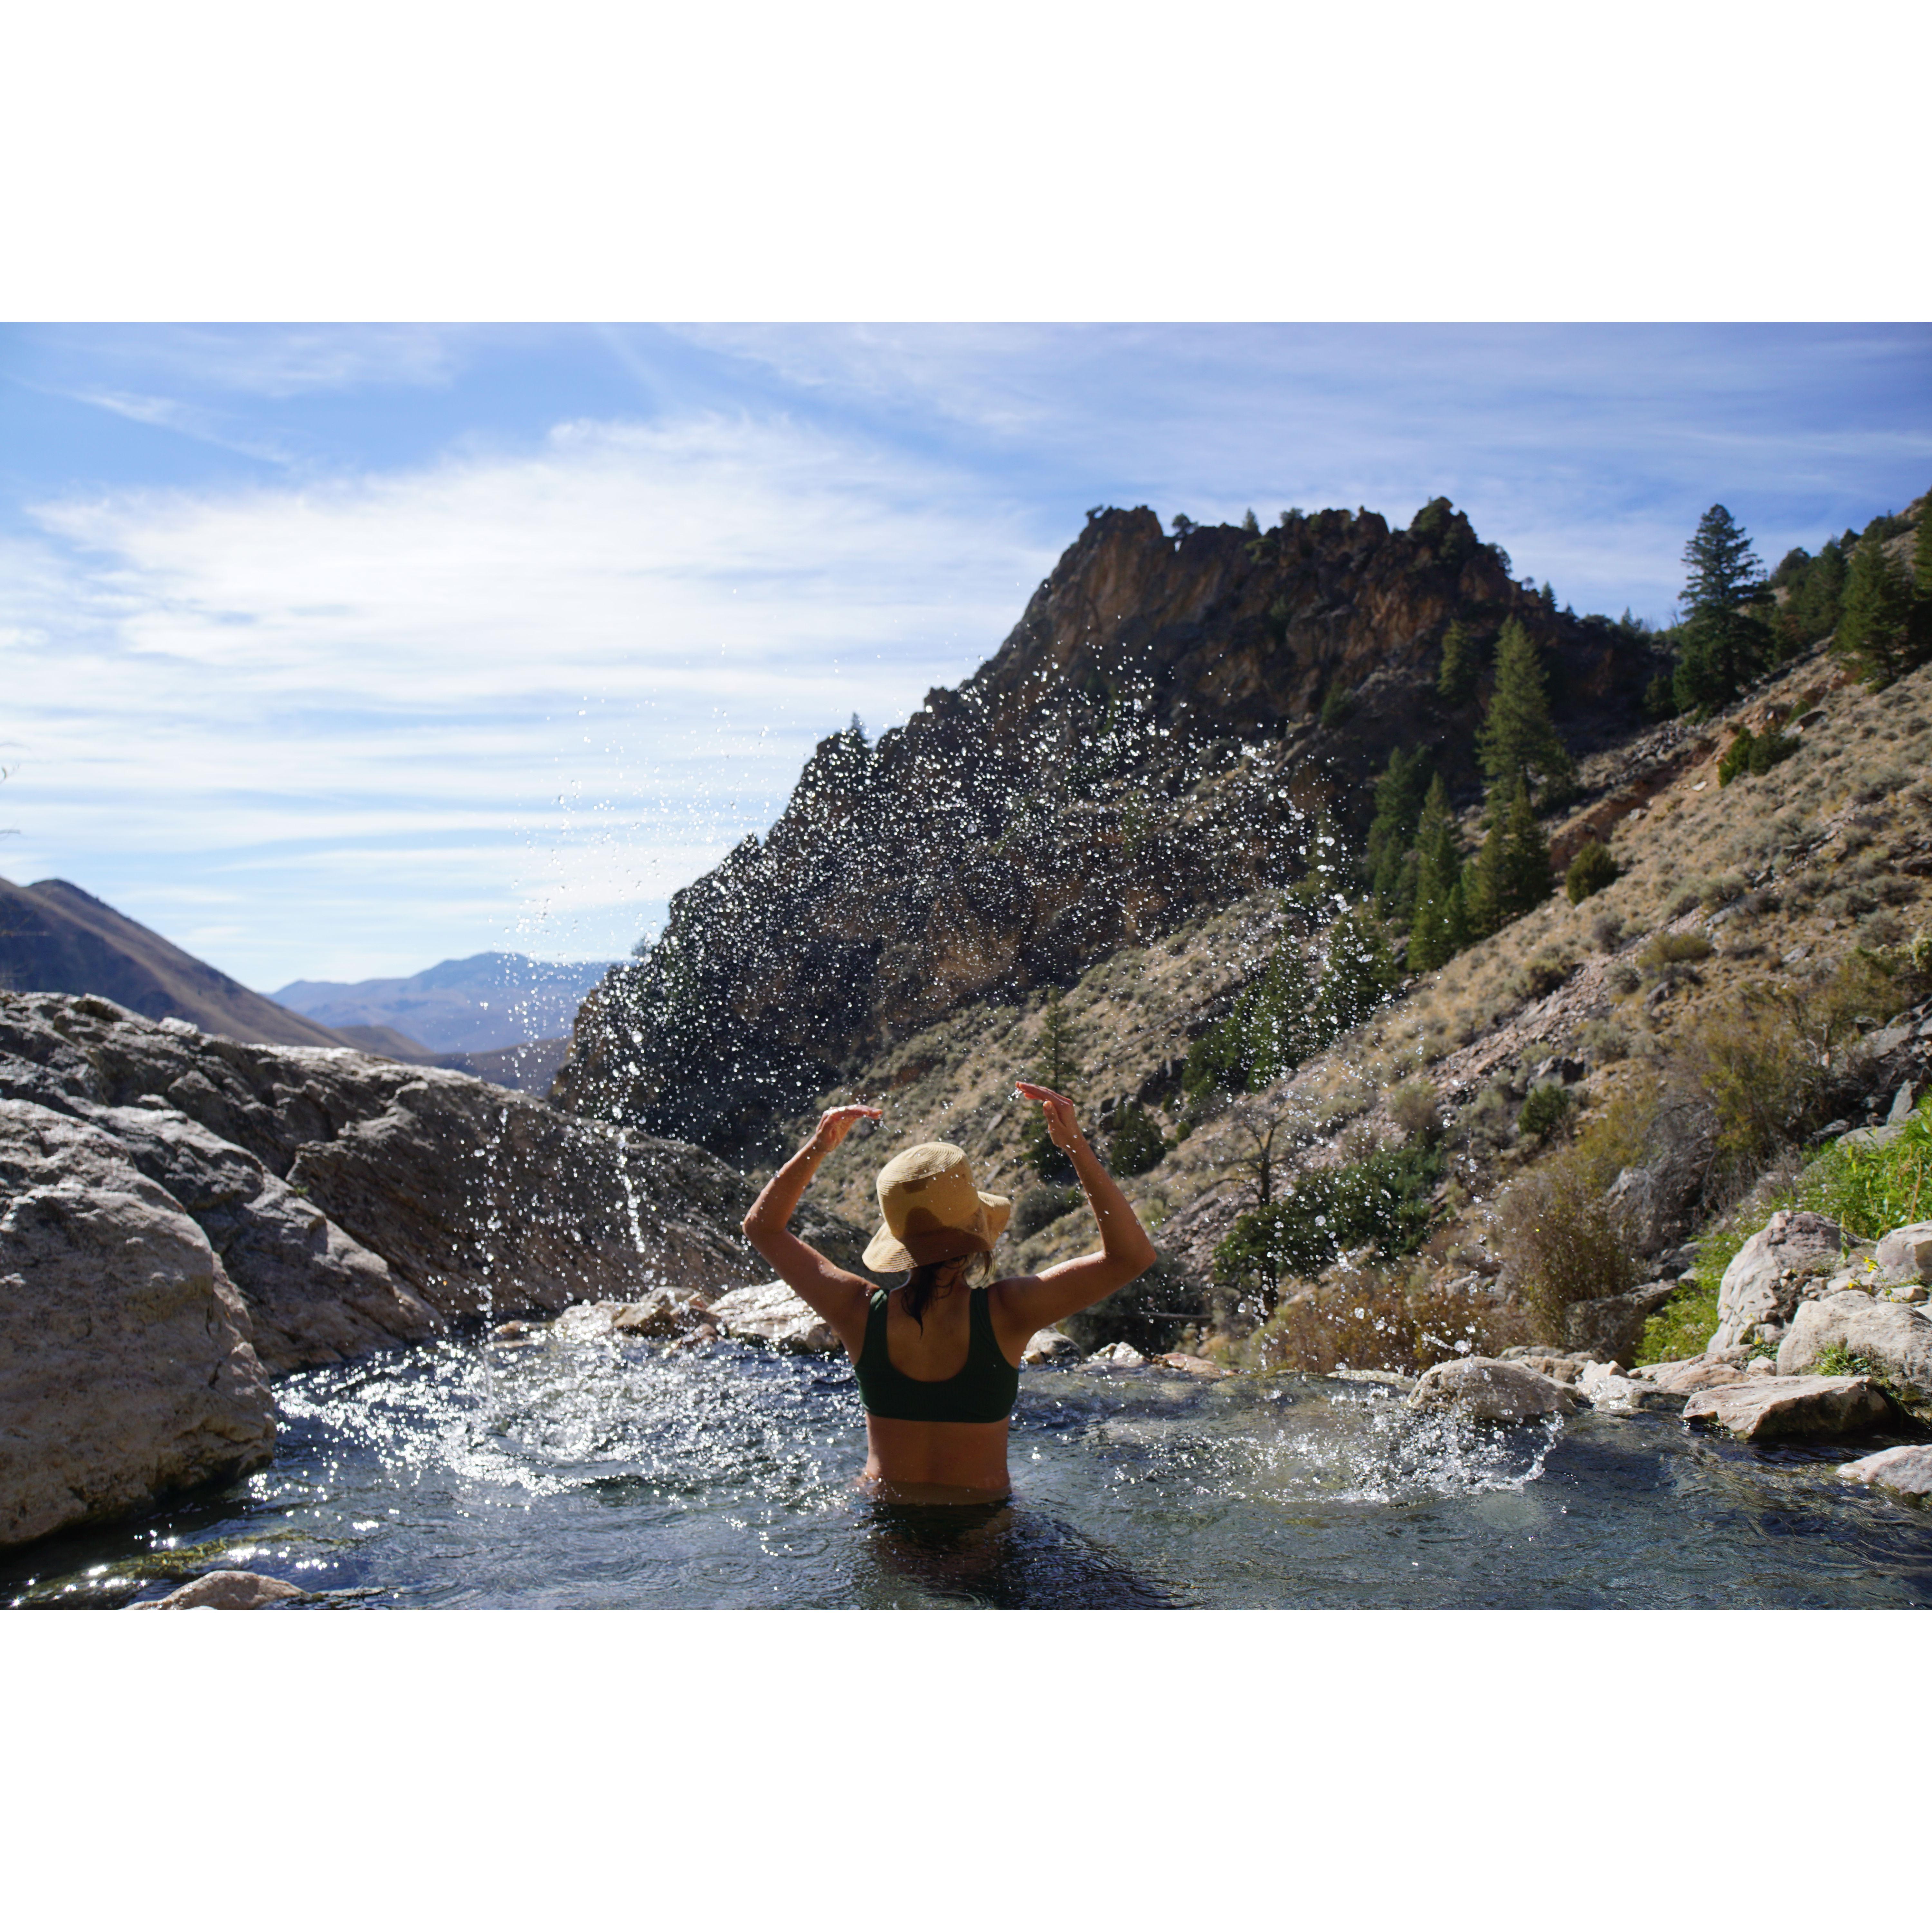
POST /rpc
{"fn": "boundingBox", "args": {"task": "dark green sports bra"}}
[855,1287,1020,1425]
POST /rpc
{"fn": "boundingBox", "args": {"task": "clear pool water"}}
[8,1332,1932,1609]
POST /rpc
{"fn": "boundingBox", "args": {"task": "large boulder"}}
[1561,1281,1678,1365]
[1709,1210,1844,1351]
[707,1280,840,1352]
[1022,1327,1082,1365]
[0,1099,276,1549]
[1633,1351,1754,1396]
[1872,1222,1932,1287]
[1777,1291,1932,1412]
[1682,1373,1894,1441]
[1837,1444,1932,1499]
[94,1101,440,1375]
[1410,1357,1579,1421]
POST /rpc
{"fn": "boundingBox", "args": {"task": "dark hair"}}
[901,1251,991,1326]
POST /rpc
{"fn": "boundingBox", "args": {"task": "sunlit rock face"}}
[0,993,867,1349]
[557,503,1656,1160]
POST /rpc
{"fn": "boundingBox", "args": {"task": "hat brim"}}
[863,1191,1011,1274]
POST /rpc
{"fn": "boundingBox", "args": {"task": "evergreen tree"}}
[1310,911,1400,1043]
[1836,532,1921,686]
[1024,988,1080,1179]
[1366,746,1432,922]
[1436,620,1482,705]
[1672,504,1770,711]
[1241,507,1261,534]
[1465,776,1549,936]
[1475,619,1574,800]
[1407,776,1467,971]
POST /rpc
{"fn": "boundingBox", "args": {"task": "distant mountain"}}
[0,876,350,1050]
[273,952,618,1053]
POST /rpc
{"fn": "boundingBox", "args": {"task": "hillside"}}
[556,500,1659,1158]
[275,951,617,1053]
[0,877,349,1050]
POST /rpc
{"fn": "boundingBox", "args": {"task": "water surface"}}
[8,1334,1931,1609]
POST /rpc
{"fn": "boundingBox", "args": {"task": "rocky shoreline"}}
[0,991,872,1551]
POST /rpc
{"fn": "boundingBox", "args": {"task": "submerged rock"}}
[1410,1358,1579,1421]
[135,1569,303,1610]
[0,1099,276,1549]
[1577,1360,1680,1412]
[1682,1373,1893,1441]
[707,1280,839,1352]
[1837,1444,1932,1499]
[1709,1211,1844,1352]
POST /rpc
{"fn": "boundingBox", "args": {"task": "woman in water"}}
[741,1081,1158,1502]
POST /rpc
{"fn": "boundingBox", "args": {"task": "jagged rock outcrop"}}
[0,1099,277,1547]
[1709,1210,1845,1352]
[555,503,1657,1159]
[0,992,869,1343]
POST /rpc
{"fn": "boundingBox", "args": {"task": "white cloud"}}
[1,410,1056,985]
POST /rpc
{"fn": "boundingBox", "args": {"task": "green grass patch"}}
[1634,1278,1720,1366]
[1803,1097,1932,1238]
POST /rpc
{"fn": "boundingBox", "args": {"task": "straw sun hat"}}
[862,1141,1013,1273]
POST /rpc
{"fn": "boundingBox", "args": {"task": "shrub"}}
[1106,1102,1168,1177]
[1513,956,1573,1001]
[1662,884,1702,919]
[1639,931,1715,971]
[1590,908,1626,953]
[1497,1159,1636,1340]
[1565,841,1619,904]
[1699,875,1746,912]
[1012,1184,1081,1238]
[1213,1143,1444,1303]
[1607,961,1643,996]
[1717,729,1794,788]
[1387,1078,1442,1143]
[1518,1082,1577,1141]
[1577,1018,1633,1063]
[1806,1096,1932,1237]
[1241,1266,1530,1376]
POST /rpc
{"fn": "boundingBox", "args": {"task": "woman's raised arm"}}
[993,1083,1158,1339]
[740,1104,882,1358]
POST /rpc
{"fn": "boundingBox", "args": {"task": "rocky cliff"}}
[555,503,1658,1158]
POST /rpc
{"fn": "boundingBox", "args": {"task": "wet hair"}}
[901,1251,992,1326]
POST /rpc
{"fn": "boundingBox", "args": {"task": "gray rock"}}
[0,1099,276,1550]
[707,1280,840,1352]
[1777,1291,1932,1407]
[1682,1374,1894,1441]
[135,1569,304,1610]
[1634,1352,1754,1396]
[1410,1357,1579,1421]
[1837,1444,1932,1499]
[1577,1360,1680,1411]
[93,1101,441,1375]
[1561,1281,1678,1365]
[1872,1221,1932,1286]
[1021,1327,1082,1365]
[1886,1083,1917,1124]
[1709,1210,1843,1351]
[0,992,871,1330]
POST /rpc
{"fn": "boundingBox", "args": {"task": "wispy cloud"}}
[1,407,1054,983]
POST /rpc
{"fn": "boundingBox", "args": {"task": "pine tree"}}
[1407,776,1467,971]
[1247,941,1316,1086]
[1836,532,1921,686]
[1436,620,1482,705]
[1672,504,1770,711]
[1366,746,1431,922]
[1024,988,1081,1179]
[1310,911,1399,1044]
[1464,776,1549,936]
[1475,619,1574,800]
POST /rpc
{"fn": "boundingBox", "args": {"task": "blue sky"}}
[2,322,1928,990]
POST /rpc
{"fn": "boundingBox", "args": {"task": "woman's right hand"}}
[810,1104,883,1154]
[1014,1081,1082,1153]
